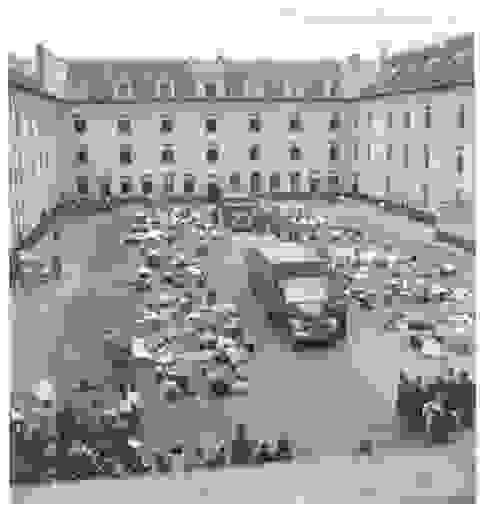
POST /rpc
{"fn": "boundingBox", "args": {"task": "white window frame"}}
[115,80,134,98]
[160,144,176,163]
[156,79,175,98]
[116,114,133,135]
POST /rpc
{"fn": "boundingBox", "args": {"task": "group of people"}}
[10,394,294,485]
[395,368,475,445]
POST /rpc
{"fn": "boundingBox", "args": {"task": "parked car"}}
[438,263,457,277]
[409,334,446,359]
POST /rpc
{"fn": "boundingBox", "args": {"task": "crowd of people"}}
[395,368,475,445]
[10,398,294,485]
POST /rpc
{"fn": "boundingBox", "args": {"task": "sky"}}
[4,0,477,62]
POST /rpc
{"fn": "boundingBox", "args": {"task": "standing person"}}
[424,393,457,445]
[457,370,475,430]
[51,255,62,281]
[230,423,253,466]
[407,377,427,435]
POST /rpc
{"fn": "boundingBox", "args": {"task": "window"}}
[403,144,409,168]
[32,158,38,177]
[368,112,374,129]
[76,176,89,195]
[458,104,465,129]
[289,112,303,131]
[120,144,134,165]
[206,145,219,163]
[250,171,262,193]
[204,83,217,97]
[456,146,464,175]
[309,171,321,194]
[385,175,391,194]
[161,145,176,163]
[249,113,262,132]
[156,80,175,98]
[115,81,134,98]
[117,116,132,135]
[328,173,340,186]
[403,111,412,129]
[9,94,15,121]
[387,112,393,129]
[120,176,132,194]
[312,79,324,97]
[205,115,217,133]
[386,144,393,161]
[141,175,153,195]
[184,174,196,193]
[76,146,88,164]
[353,143,359,161]
[289,144,302,161]
[15,111,22,137]
[367,143,372,161]
[424,105,432,129]
[73,115,87,134]
[289,171,301,193]
[424,144,430,169]
[329,142,339,161]
[329,79,340,97]
[270,172,281,192]
[229,172,241,192]
[163,172,176,193]
[225,85,233,97]
[329,112,341,130]
[45,152,48,169]
[160,114,174,133]
[249,144,260,161]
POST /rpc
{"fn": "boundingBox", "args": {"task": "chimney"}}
[376,40,392,72]
[35,43,46,87]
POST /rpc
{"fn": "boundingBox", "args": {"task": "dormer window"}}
[204,83,217,97]
[289,112,303,132]
[115,80,134,98]
[156,80,175,98]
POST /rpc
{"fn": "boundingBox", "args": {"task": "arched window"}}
[250,171,262,193]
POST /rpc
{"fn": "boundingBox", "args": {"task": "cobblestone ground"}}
[11,200,475,502]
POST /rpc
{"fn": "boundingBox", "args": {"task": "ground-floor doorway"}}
[99,182,111,199]
[207,182,221,202]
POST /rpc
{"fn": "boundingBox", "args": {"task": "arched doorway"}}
[250,171,262,194]
[351,173,360,194]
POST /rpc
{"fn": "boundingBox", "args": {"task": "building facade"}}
[8,34,474,248]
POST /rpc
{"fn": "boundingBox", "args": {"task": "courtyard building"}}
[8,34,474,249]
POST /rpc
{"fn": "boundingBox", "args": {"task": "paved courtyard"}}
[11,198,475,501]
